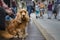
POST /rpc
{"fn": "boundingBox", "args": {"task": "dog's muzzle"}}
[22,15,25,17]
[21,16,26,21]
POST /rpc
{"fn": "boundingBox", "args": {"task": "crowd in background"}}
[26,0,60,21]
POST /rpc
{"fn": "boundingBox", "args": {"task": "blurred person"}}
[27,6,32,17]
[26,1,32,17]
[31,1,35,12]
[0,0,13,31]
[52,1,57,19]
[3,0,15,18]
[11,0,17,18]
[35,2,40,18]
[47,2,52,19]
[39,2,45,18]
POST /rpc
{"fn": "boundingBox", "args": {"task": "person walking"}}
[35,2,40,18]
[39,2,45,18]
[31,1,35,12]
[26,1,32,17]
[47,2,52,19]
[52,1,57,19]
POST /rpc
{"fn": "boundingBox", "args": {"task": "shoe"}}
[36,16,38,19]
[48,18,51,19]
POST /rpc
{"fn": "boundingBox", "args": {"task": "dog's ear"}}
[26,11,29,17]
[25,11,29,22]
[15,12,21,19]
[15,11,22,23]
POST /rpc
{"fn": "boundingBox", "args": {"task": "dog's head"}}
[15,9,29,23]
[20,9,28,21]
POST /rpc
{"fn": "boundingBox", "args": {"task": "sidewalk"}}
[31,13,60,40]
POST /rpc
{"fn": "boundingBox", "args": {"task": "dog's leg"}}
[25,27,28,38]
[21,27,28,40]
[16,29,23,38]
[25,27,28,36]
[22,27,28,39]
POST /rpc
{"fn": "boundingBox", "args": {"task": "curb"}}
[32,18,55,40]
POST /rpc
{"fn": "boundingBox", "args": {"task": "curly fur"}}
[0,9,29,39]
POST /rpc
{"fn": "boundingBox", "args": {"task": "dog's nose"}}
[23,15,25,17]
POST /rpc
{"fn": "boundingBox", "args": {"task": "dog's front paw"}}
[18,33,23,38]
[13,35,18,38]
[23,33,28,38]
[18,35,23,38]
[26,33,28,36]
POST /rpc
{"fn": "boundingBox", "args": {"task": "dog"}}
[16,9,29,38]
[7,9,29,38]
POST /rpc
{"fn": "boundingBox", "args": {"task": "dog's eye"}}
[24,11,26,14]
[25,11,26,13]
[20,12,22,13]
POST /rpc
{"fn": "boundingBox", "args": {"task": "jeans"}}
[12,6,17,18]
[47,11,52,18]
[12,7,17,14]
[27,6,32,17]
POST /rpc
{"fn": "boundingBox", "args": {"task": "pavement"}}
[31,13,60,40]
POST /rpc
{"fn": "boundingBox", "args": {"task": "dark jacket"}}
[3,0,10,7]
[0,7,7,30]
[48,4,52,11]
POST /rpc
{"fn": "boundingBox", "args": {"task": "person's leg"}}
[41,9,44,18]
[54,11,57,19]
[40,10,42,17]
[40,9,43,17]
[43,8,45,15]
[48,11,52,19]
[12,7,17,14]
[14,7,17,14]
[48,11,50,19]
[50,11,52,18]
[54,13,57,19]
[13,7,17,18]
[40,10,43,18]
[27,6,31,17]
[36,11,38,18]
[27,6,30,17]
[10,7,16,18]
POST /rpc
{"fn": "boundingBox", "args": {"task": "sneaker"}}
[48,18,51,19]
